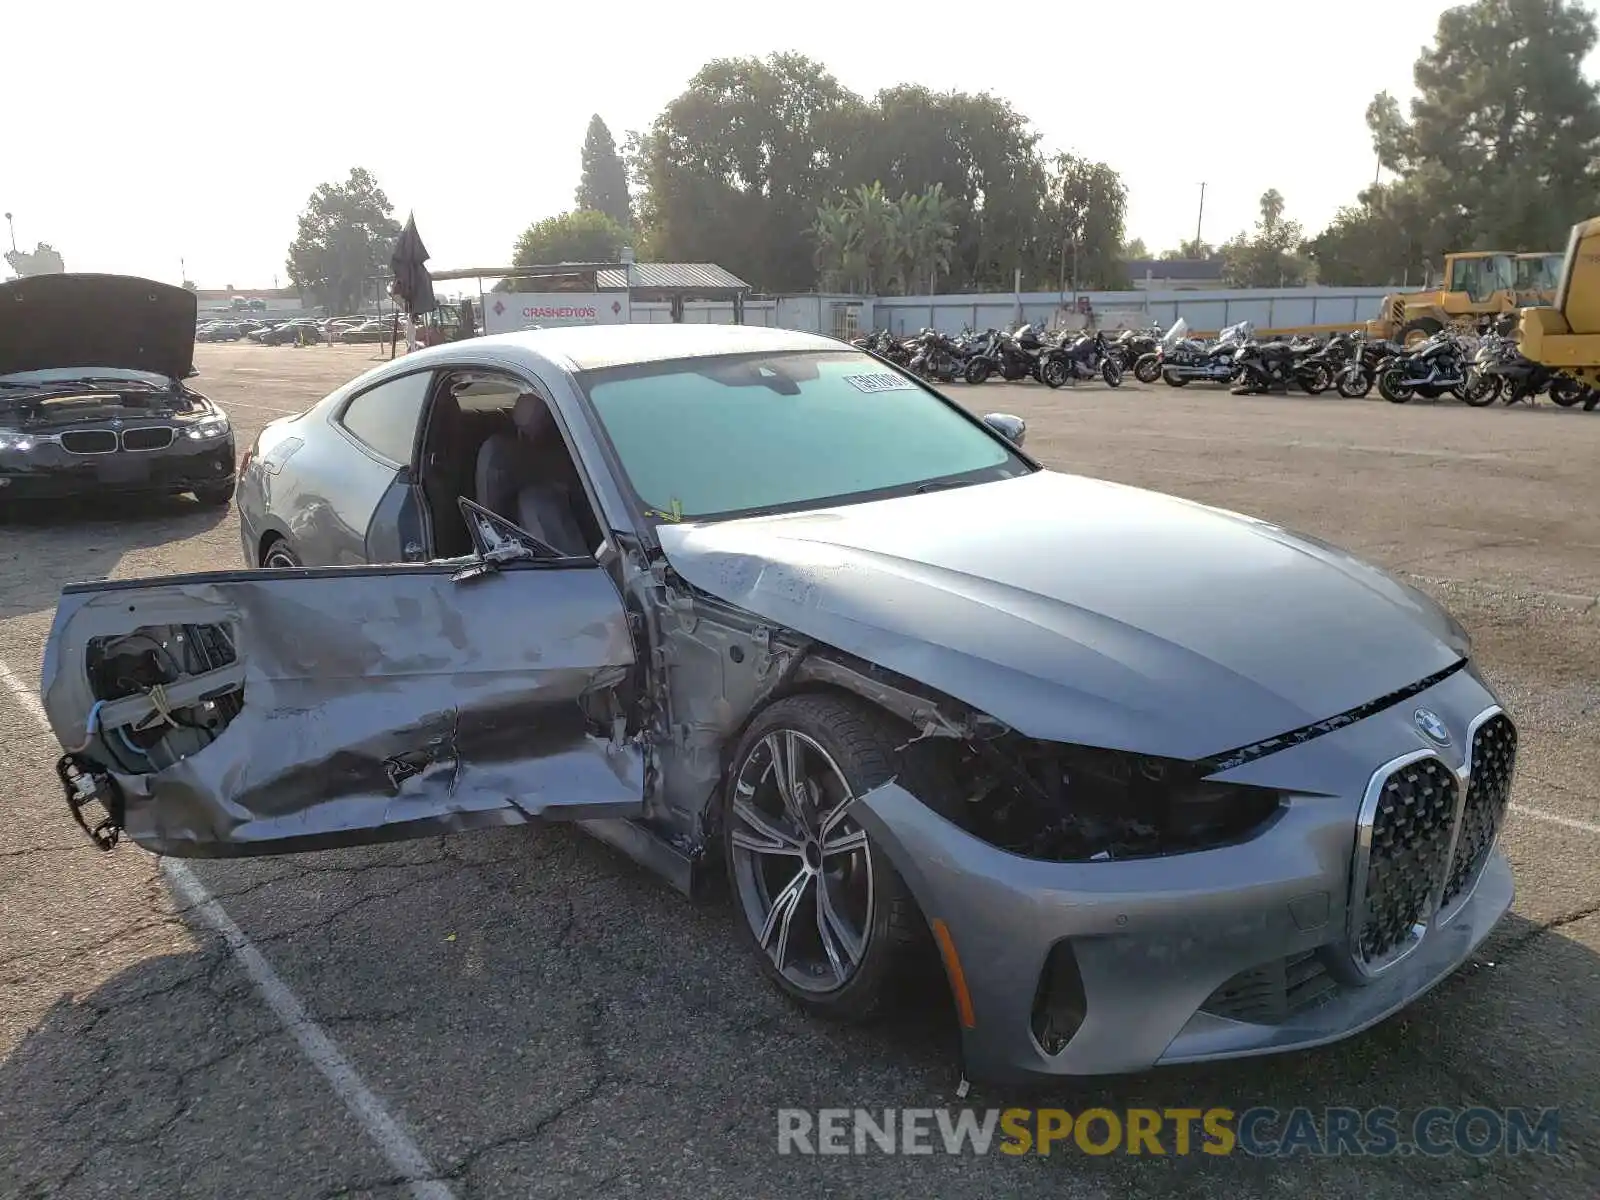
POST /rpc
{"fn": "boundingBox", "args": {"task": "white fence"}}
[622,287,1392,338]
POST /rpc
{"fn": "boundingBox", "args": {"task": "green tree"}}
[1312,0,1600,274]
[1222,189,1309,287]
[1160,239,1215,260]
[1040,154,1129,291]
[1121,238,1150,260]
[633,53,863,291]
[1303,185,1436,285]
[812,183,956,295]
[576,115,631,229]
[505,210,628,290]
[844,86,1047,290]
[285,168,401,315]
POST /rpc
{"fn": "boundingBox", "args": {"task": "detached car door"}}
[40,542,643,857]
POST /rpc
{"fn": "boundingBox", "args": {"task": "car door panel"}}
[363,473,427,562]
[287,424,403,565]
[41,561,644,857]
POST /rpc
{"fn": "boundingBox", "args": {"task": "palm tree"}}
[900,184,956,296]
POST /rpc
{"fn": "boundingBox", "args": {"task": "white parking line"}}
[1511,803,1600,836]
[0,659,456,1200]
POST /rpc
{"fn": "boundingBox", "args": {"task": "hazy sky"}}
[8,1,1588,287]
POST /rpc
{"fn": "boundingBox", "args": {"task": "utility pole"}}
[1194,183,1206,255]
[3,212,14,254]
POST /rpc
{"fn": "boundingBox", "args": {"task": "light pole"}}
[3,213,14,254]
[1194,184,1206,255]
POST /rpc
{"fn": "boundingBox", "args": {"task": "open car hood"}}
[0,273,197,381]
[655,470,1469,762]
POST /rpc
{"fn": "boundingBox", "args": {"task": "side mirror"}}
[982,412,1026,447]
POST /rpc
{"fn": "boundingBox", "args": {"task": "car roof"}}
[457,324,846,372]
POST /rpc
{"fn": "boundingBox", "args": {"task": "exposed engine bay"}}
[2,380,209,430]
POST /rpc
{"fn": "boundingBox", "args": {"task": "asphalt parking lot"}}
[2,341,1597,1198]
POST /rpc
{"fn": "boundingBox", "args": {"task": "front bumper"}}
[855,663,1514,1081]
[0,435,236,500]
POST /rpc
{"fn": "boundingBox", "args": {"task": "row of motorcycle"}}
[853,325,1130,388]
[855,319,1600,408]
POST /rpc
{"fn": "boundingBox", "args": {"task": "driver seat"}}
[472,394,590,556]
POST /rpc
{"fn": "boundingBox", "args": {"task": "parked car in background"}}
[339,319,392,343]
[0,273,236,507]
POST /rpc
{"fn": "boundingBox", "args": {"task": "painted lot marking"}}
[0,658,457,1200]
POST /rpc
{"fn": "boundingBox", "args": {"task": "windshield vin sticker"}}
[844,372,919,394]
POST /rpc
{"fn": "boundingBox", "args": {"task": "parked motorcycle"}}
[964,327,1042,383]
[1328,332,1403,398]
[1154,320,1251,387]
[1231,336,1334,395]
[907,329,972,384]
[1106,324,1163,374]
[1469,333,1585,407]
[1041,331,1123,388]
[1377,330,1479,403]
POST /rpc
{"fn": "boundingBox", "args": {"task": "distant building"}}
[4,244,66,278]
[1123,258,1227,290]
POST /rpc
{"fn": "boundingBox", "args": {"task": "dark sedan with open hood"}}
[0,273,236,506]
[38,326,1517,1082]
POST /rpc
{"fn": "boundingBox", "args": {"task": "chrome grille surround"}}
[60,429,118,455]
[120,426,175,451]
[1349,705,1513,979]
[1441,709,1518,919]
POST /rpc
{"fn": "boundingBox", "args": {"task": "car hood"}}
[655,470,1468,762]
[0,273,197,381]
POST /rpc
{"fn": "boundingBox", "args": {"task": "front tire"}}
[964,358,993,385]
[1298,364,1332,395]
[1133,353,1162,384]
[1101,359,1123,387]
[1460,373,1500,406]
[1549,376,1584,407]
[261,536,302,569]
[722,694,929,1024]
[1336,367,1373,399]
[1378,368,1414,403]
[1041,358,1068,389]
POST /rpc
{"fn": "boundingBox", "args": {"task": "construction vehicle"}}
[1367,250,1564,346]
[1517,218,1600,388]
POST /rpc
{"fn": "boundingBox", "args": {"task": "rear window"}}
[581,351,1026,519]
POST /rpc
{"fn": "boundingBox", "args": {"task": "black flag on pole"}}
[388,213,437,317]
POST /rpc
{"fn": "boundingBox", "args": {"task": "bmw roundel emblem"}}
[1414,708,1451,746]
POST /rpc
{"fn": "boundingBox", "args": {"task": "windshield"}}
[1218,321,1254,342]
[1515,254,1562,292]
[1161,318,1189,347]
[581,350,1031,521]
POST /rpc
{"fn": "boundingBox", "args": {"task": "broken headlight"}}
[185,412,230,440]
[917,734,1284,862]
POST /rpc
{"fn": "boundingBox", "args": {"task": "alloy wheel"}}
[728,729,875,994]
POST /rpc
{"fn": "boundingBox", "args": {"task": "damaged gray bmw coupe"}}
[40,325,1517,1082]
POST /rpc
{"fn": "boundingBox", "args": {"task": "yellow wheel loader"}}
[1517,218,1600,389]
[1368,250,1563,347]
